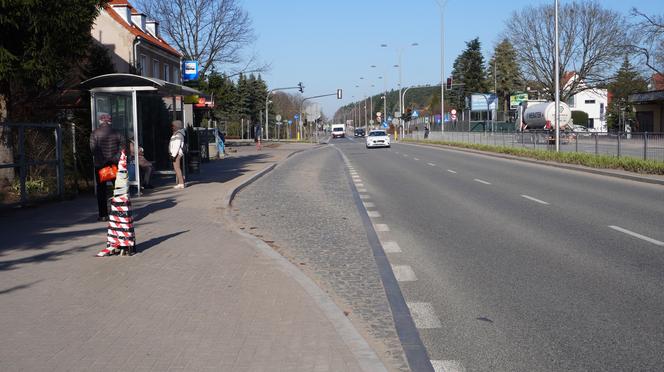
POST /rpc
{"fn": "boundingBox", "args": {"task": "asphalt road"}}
[335,135,664,371]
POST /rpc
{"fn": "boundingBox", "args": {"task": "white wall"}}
[568,88,608,131]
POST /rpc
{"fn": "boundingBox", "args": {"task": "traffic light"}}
[298,82,304,93]
[336,89,343,99]
[446,77,452,90]
[403,108,413,122]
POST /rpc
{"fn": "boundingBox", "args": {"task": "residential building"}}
[628,74,664,132]
[563,72,608,131]
[91,0,181,82]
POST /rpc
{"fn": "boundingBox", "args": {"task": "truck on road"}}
[517,101,573,144]
[331,123,346,138]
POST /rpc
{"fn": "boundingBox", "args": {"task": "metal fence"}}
[406,130,664,162]
[0,121,94,208]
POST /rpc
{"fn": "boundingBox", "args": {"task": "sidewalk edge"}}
[224,149,388,372]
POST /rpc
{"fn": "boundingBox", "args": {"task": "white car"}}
[366,130,390,148]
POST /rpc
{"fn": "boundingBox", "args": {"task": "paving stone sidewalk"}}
[0,143,387,372]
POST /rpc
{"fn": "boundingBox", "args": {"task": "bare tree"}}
[629,8,664,76]
[504,1,628,101]
[138,0,257,76]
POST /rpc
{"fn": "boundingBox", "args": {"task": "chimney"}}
[146,20,159,38]
[110,5,131,25]
[131,13,146,31]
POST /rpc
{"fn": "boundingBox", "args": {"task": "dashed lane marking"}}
[355,183,365,188]
[374,224,390,232]
[474,178,491,185]
[407,302,442,328]
[447,169,457,174]
[382,241,402,253]
[431,360,466,372]
[367,210,381,218]
[403,154,409,157]
[359,194,370,200]
[609,225,664,246]
[520,194,550,205]
[427,162,436,166]
[392,265,417,282]
[357,188,367,192]
[413,157,420,161]
[363,202,375,208]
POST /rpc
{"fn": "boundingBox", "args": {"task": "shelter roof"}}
[81,73,201,96]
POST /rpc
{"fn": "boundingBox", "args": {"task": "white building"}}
[563,72,608,131]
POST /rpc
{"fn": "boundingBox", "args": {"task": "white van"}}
[331,123,345,138]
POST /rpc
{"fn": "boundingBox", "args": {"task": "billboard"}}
[182,60,199,81]
[510,93,529,109]
[471,93,497,112]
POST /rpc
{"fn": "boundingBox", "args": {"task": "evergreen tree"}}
[451,38,488,108]
[606,56,648,131]
[487,39,523,112]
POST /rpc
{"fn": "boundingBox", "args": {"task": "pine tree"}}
[451,38,488,108]
[487,39,523,112]
[606,56,648,130]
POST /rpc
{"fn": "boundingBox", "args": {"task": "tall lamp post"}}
[554,0,560,152]
[381,42,418,140]
[435,0,448,133]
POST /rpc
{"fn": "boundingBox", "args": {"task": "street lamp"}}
[435,0,448,134]
[381,42,419,140]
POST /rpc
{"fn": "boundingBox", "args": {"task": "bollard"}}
[644,132,648,160]
[617,132,621,158]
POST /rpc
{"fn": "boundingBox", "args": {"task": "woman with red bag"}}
[90,113,125,221]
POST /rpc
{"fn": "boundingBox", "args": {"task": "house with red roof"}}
[91,0,182,82]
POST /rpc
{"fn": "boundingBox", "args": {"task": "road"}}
[334,136,664,371]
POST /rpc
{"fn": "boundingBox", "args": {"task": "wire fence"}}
[406,129,664,162]
[0,122,93,208]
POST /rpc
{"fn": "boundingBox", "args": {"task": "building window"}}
[584,99,596,104]
[152,59,160,78]
[140,55,147,77]
[567,95,575,108]
[174,67,180,83]
[588,118,595,129]
[164,64,170,82]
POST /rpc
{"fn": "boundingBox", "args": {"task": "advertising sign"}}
[510,93,529,109]
[182,60,199,81]
[471,93,497,112]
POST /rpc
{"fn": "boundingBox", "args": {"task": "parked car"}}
[572,125,591,137]
[366,130,390,148]
[354,128,365,137]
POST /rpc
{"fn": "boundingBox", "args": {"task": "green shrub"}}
[571,111,588,126]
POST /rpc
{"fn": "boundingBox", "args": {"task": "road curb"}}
[223,147,388,372]
[402,141,664,186]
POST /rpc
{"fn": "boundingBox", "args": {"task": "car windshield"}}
[333,127,343,132]
[369,131,386,136]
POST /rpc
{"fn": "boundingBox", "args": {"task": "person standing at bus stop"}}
[254,123,262,151]
[90,112,124,221]
[169,120,186,189]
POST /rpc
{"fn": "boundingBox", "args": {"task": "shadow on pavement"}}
[136,230,189,254]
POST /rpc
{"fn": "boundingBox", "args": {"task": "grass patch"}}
[403,139,664,175]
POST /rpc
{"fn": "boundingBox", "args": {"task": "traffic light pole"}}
[299,90,342,143]
[265,83,304,140]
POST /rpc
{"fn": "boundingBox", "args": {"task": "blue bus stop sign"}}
[294,114,300,120]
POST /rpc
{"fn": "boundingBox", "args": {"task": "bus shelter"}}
[81,73,202,196]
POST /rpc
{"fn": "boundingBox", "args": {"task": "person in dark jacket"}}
[90,113,125,221]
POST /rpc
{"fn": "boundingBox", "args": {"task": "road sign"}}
[394,111,402,118]
[451,114,457,121]
[369,119,375,124]
[276,121,282,126]
[510,93,528,109]
[412,110,419,118]
[382,121,388,128]
[288,120,293,125]
[294,114,300,120]
[377,112,382,117]
[276,114,282,121]
[387,116,393,122]
[451,109,457,115]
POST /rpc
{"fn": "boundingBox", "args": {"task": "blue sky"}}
[242,0,662,117]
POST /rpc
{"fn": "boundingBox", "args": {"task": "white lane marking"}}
[355,183,365,188]
[447,169,457,174]
[520,194,550,205]
[382,241,402,253]
[363,202,375,208]
[352,175,361,179]
[609,225,664,246]
[431,360,466,372]
[392,265,417,282]
[357,188,367,192]
[413,157,420,161]
[395,151,400,154]
[359,194,370,200]
[407,302,442,328]
[367,210,381,218]
[474,178,491,185]
[427,162,436,166]
[374,224,390,232]
[403,154,409,157]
